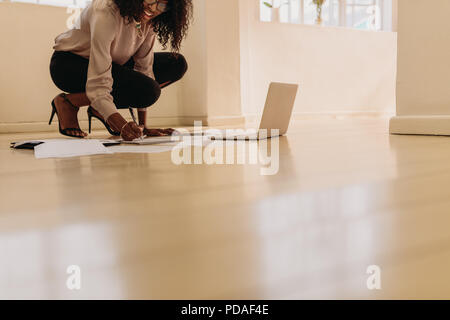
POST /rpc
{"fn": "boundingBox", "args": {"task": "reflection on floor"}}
[1,118,450,299]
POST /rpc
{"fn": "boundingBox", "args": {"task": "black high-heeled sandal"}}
[87,106,120,136]
[49,93,86,138]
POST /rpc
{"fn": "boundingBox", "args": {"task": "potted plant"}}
[313,0,325,25]
[263,1,289,23]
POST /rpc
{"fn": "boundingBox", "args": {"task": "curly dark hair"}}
[112,0,193,53]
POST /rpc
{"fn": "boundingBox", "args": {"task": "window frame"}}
[261,0,394,32]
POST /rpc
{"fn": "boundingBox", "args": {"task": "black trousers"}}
[49,50,188,109]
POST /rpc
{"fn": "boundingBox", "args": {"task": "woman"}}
[49,0,192,141]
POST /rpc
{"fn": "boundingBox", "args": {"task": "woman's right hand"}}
[107,112,143,141]
[121,122,143,141]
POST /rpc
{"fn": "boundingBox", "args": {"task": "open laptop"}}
[206,82,299,140]
[174,82,299,140]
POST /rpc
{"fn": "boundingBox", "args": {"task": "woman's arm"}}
[85,8,119,120]
[87,8,141,140]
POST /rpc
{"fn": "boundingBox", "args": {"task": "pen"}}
[129,107,137,123]
[129,108,144,140]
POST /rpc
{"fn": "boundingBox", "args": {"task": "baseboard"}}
[205,115,246,126]
[390,115,450,136]
[0,112,393,134]
[0,115,246,133]
[244,111,394,123]
[292,111,394,119]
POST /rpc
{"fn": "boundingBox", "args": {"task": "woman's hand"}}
[107,112,143,141]
[121,122,144,141]
[143,127,176,136]
[137,109,175,136]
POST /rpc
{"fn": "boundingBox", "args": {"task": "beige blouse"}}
[53,0,156,119]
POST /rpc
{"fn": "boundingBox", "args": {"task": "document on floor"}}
[10,140,45,150]
[119,136,175,145]
[107,136,213,153]
[12,137,213,158]
[34,139,113,159]
[106,145,175,154]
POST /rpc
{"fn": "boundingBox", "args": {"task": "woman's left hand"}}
[143,127,176,136]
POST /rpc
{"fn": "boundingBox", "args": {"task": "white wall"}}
[240,0,397,118]
[204,0,242,120]
[390,0,450,135]
[180,0,244,125]
[396,0,450,116]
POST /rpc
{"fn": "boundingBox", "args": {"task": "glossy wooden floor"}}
[2,118,450,299]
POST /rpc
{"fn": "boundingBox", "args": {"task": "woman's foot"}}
[53,94,87,138]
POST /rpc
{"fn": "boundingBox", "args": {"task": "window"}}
[260,0,393,31]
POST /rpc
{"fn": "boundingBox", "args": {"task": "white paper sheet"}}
[14,137,213,159]
[34,140,113,159]
[107,145,175,153]
[10,140,45,148]
[105,137,212,153]
[119,136,175,145]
